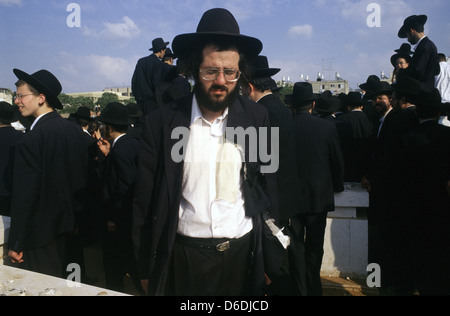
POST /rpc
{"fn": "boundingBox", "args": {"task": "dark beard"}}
[194,82,240,113]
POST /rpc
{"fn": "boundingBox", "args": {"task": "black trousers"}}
[170,233,252,296]
[286,213,328,296]
[7,235,67,279]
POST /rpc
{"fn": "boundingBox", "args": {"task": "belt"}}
[176,232,252,252]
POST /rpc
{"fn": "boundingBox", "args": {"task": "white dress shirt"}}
[177,96,253,239]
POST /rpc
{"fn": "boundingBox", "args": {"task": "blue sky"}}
[1,0,449,93]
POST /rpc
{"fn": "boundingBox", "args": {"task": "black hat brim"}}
[13,69,63,110]
[398,15,428,38]
[253,68,281,78]
[150,42,170,51]
[391,53,412,67]
[172,32,263,60]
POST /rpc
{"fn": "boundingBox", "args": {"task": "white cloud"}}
[0,0,22,6]
[288,25,314,39]
[83,16,140,40]
[57,52,135,93]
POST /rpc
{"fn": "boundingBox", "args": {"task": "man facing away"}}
[132,38,170,116]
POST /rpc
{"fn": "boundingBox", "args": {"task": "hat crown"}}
[98,102,130,126]
[32,70,62,96]
[197,8,240,35]
[292,82,315,102]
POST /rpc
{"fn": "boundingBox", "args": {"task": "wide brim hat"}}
[346,92,364,107]
[291,82,318,106]
[13,68,63,109]
[172,8,263,60]
[249,55,281,78]
[164,48,177,59]
[0,101,20,123]
[96,102,131,126]
[72,106,93,121]
[315,91,341,114]
[150,38,170,52]
[359,75,380,93]
[365,81,393,100]
[391,53,412,68]
[398,15,428,38]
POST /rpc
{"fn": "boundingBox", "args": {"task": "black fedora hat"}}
[72,106,93,121]
[291,82,318,107]
[365,81,393,100]
[172,8,263,59]
[150,38,170,52]
[315,91,341,114]
[398,15,428,38]
[359,75,380,93]
[164,48,177,59]
[346,92,364,108]
[0,101,20,123]
[391,43,413,67]
[13,68,63,109]
[96,102,131,126]
[249,55,281,78]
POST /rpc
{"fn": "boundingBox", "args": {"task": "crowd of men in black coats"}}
[0,12,449,297]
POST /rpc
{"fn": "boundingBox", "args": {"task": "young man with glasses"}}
[132,9,279,296]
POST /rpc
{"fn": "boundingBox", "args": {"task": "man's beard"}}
[194,82,240,113]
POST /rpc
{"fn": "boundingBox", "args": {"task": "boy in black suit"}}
[8,69,88,278]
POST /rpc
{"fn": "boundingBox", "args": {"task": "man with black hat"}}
[96,102,142,294]
[337,92,374,182]
[0,102,23,216]
[7,69,88,279]
[132,37,170,115]
[244,56,301,295]
[290,82,345,296]
[398,15,440,91]
[132,8,279,296]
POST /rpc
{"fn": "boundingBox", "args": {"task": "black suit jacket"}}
[103,135,140,232]
[337,111,375,182]
[0,127,23,215]
[131,54,164,104]
[293,111,345,214]
[8,112,88,252]
[258,93,300,221]
[132,94,279,296]
[409,37,440,91]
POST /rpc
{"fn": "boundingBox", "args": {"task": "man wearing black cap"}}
[132,37,170,116]
[96,102,142,294]
[132,8,279,296]
[290,82,345,296]
[244,56,301,295]
[7,69,88,278]
[0,102,23,217]
[398,15,440,91]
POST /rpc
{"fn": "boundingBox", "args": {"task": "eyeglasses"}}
[200,68,241,82]
[14,93,35,101]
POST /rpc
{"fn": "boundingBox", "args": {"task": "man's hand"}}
[8,250,24,264]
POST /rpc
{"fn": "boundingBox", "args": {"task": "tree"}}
[97,92,120,109]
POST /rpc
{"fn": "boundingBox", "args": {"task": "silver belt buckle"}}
[216,241,231,252]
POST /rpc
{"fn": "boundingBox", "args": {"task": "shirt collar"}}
[412,35,427,52]
[30,112,51,131]
[191,95,229,126]
[112,133,126,148]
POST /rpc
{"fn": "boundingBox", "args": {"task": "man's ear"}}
[38,94,46,106]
